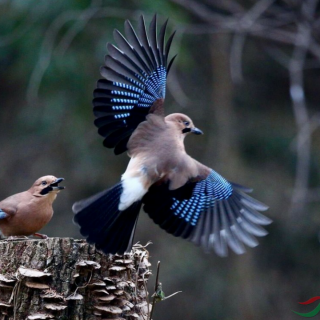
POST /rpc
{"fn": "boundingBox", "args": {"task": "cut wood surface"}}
[0,238,151,320]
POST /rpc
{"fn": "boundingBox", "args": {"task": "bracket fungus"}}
[18,267,51,278]
[75,260,101,270]
[27,313,55,319]
[94,305,123,315]
[0,238,152,319]
[44,303,67,311]
[66,293,84,301]
[97,294,116,302]
[25,281,50,290]
[0,274,16,289]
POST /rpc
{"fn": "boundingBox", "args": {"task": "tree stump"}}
[0,238,151,320]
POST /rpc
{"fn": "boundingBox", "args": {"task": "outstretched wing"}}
[142,170,271,257]
[93,14,176,155]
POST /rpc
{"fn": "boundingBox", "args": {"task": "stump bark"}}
[0,238,151,320]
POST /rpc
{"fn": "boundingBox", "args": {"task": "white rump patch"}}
[119,176,147,211]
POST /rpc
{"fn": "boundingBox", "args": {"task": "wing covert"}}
[0,209,8,219]
[93,14,176,155]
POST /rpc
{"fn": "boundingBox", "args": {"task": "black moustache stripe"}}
[40,186,53,195]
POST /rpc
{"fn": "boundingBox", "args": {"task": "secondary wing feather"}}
[142,170,271,257]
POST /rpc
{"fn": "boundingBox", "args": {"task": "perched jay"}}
[0,176,64,238]
[73,15,272,256]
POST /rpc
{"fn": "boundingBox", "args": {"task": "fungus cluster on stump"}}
[0,238,152,320]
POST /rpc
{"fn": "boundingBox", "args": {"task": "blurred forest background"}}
[1,0,320,319]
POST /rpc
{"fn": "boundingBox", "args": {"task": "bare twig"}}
[230,0,276,83]
[289,113,320,149]
[0,3,48,47]
[142,274,150,320]
[26,7,137,107]
[26,9,81,107]
[230,33,246,83]
[149,261,161,320]
[56,6,100,56]
[288,0,318,215]
[206,0,244,14]
[161,290,182,300]
[148,261,182,319]
[306,188,320,202]
[170,0,227,23]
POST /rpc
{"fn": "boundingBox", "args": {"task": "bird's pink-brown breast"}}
[126,113,211,190]
[0,191,54,236]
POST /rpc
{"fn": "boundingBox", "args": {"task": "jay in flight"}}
[0,176,65,238]
[73,15,272,256]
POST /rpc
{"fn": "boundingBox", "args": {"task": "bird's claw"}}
[33,233,48,239]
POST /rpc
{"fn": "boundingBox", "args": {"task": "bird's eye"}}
[184,121,190,126]
[41,181,47,186]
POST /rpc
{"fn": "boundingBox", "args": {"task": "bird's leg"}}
[33,233,48,239]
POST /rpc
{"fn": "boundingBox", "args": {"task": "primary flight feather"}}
[73,15,272,256]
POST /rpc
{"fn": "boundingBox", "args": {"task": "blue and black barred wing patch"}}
[142,170,272,257]
[0,209,8,219]
[93,14,176,155]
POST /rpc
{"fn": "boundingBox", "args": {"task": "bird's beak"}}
[191,127,204,135]
[50,178,65,191]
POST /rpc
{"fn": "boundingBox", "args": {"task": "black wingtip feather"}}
[98,122,127,138]
[149,14,161,66]
[105,56,143,83]
[124,20,152,72]
[102,128,131,148]
[158,18,169,59]
[236,191,269,211]
[138,15,157,69]
[167,54,177,74]
[114,136,131,155]
[106,43,144,76]
[164,30,176,63]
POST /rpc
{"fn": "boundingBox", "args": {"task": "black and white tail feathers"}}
[73,183,141,254]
